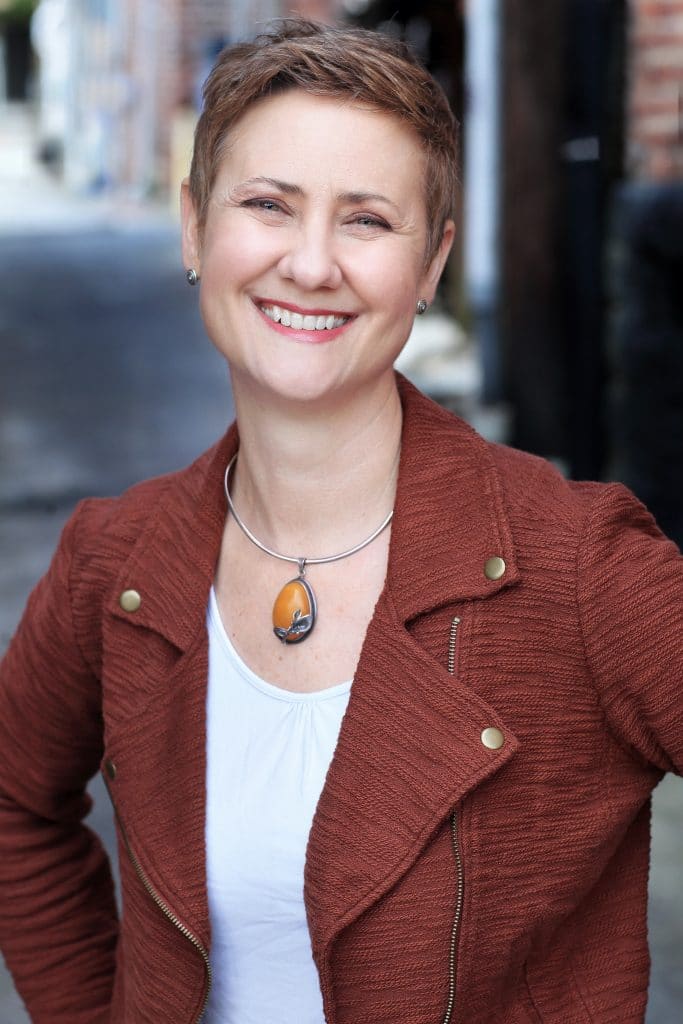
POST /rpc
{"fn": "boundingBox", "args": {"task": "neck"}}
[228,372,403,556]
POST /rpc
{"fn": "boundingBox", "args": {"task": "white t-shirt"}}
[202,588,352,1024]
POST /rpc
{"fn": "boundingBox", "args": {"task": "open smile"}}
[255,299,353,335]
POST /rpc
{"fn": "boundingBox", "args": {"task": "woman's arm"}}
[577,483,683,773]
[0,502,118,1022]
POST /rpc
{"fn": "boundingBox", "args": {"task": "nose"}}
[277,218,342,291]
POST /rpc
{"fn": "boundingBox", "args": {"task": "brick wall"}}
[627,0,683,179]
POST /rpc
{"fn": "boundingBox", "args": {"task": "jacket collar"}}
[388,375,519,619]
[108,423,238,649]
[109,374,519,643]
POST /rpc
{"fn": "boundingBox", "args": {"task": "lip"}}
[253,298,356,343]
[254,296,355,317]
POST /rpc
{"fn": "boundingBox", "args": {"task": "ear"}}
[418,219,456,303]
[180,178,202,275]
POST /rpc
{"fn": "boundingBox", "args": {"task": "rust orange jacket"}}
[1,376,682,1023]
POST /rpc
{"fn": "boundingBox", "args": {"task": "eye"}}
[351,213,391,230]
[242,197,286,214]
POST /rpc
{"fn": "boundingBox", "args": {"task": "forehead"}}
[215,90,427,203]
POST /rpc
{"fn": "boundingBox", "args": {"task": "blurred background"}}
[1,0,682,1019]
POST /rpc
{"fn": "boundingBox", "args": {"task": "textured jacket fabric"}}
[1,375,682,1024]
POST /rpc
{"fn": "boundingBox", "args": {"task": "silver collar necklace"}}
[223,453,394,645]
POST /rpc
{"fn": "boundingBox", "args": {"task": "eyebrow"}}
[338,190,396,210]
[231,177,400,213]
[231,176,303,196]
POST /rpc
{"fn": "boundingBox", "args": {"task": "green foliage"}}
[0,0,39,27]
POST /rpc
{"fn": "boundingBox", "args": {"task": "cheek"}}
[201,222,277,286]
[352,249,422,315]
[380,271,423,319]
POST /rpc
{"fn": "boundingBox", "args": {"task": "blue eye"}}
[243,198,283,212]
[354,214,390,229]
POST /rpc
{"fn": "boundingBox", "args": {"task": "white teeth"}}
[259,304,349,331]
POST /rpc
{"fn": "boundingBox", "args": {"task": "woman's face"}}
[182,90,454,407]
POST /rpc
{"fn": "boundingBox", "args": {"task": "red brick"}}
[631,98,681,117]
[637,1,683,17]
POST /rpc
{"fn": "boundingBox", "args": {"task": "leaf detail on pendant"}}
[272,577,317,644]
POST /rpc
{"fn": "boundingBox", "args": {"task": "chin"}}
[232,358,388,411]
[230,361,334,405]
[271,373,351,407]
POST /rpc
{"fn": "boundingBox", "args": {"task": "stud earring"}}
[186,268,199,286]
[416,298,428,315]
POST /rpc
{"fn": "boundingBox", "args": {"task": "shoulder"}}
[59,431,232,602]
[72,435,227,552]
[398,374,671,561]
[399,374,671,548]
[486,438,662,542]
[45,432,234,668]
[73,471,182,554]
[484,437,682,647]
[68,471,181,569]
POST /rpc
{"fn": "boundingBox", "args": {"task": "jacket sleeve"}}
[577,483,683,774]
[0,501,118,1023]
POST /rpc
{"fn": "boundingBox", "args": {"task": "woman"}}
[0,18,681,1024]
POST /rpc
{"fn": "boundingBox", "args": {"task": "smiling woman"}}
[1,16,682,1024]
[181,90,451,411]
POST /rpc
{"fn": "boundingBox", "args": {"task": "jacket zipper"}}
[103,776,212,1021]
[442,616,465,1024]
[446,615,461,676]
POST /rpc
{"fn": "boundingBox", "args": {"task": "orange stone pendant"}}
[272,571,317,644]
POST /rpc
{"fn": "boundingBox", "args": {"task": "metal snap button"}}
[119,589,142,612]
[484,556,506,581]
[481,727,505,750]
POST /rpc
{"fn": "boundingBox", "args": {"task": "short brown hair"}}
[189,18,459,263]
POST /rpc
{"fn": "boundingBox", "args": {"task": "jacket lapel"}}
[388,374,520,619]
[305,376,521,954]
[305,593,518,954]
[108,424,238,652]
[102,426,238,945]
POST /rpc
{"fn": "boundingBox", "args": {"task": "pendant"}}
[272,560,317,644]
